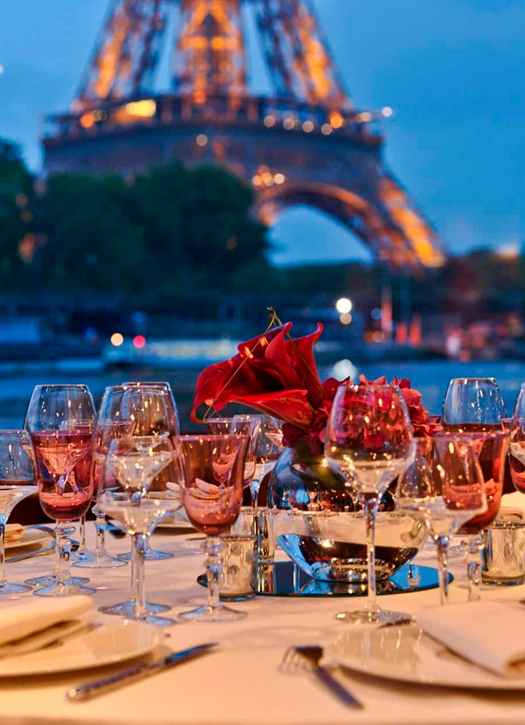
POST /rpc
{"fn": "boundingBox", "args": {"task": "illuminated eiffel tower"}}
[43,0,446,270]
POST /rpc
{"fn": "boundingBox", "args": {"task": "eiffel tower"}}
[43,0,446,270]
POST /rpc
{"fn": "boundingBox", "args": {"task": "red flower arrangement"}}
[191,320,440,456]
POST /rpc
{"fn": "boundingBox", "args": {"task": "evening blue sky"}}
[0,0,522,265]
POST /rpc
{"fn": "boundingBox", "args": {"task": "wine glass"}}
[456,430,507,600]
[441,378,507,431]
[111,385,179,563]
[325,383,413,625]
[506,386,525,495]
[207,416,260,503]
[233,415,280,508]
[73,387,133,570]
[398,434,487,605]
[25,384,96,597]
[98,434,179,627]
[0,431,38,595]
[123,381,180,435]
[174,434,249,622]
[441,377,507,599]
[205,418,233,436]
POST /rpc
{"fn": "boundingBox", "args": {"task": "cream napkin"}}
[418,602,525,677]
[0,595,92,647]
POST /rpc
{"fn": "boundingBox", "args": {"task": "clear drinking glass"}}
[0,431,38,595]
[25,384,96,597]
[107,385,179,563]
[174,434,249,622]
[398,434,487,605]
[441,377,507,431]
[325,383,413,624]
[233,415,281,507]
[441,377,507,600]
[98,434,179,627]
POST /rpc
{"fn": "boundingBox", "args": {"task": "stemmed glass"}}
[232,415,281,507]
[207,416,261,503]
[441,377,507,600]
[441,377,507,431]
[507,385,525,494]
[398,435,487,604]
[105,385,179,563]
[25,384,96,597]
[0,431,38,595]
[174,434,249,622]
[98,434,179,627]
[325,383,413,624]
[123,381,180,436]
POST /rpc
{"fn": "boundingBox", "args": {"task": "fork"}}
[280,646,363,709]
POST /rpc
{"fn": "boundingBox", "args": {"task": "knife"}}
[66,642,218,701]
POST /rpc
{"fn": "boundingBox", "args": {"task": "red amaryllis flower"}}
[358,375,441,437]
[191,323,325,427]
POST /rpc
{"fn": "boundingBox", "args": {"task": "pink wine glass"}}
[174,434,249,622]
[25,384,96,597]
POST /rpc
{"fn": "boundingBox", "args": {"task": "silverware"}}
[280,646,363,709]
[66,642,218,701]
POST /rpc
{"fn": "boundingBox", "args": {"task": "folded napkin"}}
[419,602,525,677]
[0,595,92,647]
[5,524,24,544]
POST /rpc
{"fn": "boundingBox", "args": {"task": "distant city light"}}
[263,115,276,128]
[339,313,352,325]
[371,307,382,320]
[356,112,373,123]
[196,134,208,147]
[110,332,124,347]
[283,117,295,130]
[332,359,358,380]
[133,335,146,349]
[124,99,156,117]
[321,123,333,135]
[302,120,314,133]
[336,297,353,314]
[252,175,262,186]
[329,112,343,129]
[382,106,394,118]
[274,173,286,185]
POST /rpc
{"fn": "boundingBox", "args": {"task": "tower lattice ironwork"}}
[44,0,446,270]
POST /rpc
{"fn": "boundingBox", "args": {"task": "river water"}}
[2,357,525,430]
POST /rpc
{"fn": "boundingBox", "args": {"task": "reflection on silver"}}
[219,535,257,598]
[482,510,525,586]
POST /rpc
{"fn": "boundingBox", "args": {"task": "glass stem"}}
[436,536,450,605]
[93,508,107,560]
[362,493,379,614]
[78,514,87,556]
[131,534,147,620]
[0,514,7,587]
[205,536,224,611]
[56,522,74,589]
[464,534,483,602]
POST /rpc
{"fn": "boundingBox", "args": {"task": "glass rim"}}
[172,434,250,442]
[31,384,90,390]
[447,377,498,384]
[337,382,405,392]
[432,430,507,440]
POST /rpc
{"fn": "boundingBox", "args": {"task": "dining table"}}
[2,521,525,725]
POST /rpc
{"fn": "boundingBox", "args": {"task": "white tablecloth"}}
[1,525,525,725]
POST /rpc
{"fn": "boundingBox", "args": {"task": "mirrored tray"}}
[197,561,453,598]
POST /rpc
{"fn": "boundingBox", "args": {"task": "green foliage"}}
[0,140,35,289]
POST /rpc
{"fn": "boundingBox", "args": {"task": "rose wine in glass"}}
[25,384,96,597]
[174,434,249,622]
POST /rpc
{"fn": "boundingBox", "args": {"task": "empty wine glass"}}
[398,434,487,605]
[174,434,249,622]
[109,385,179,563]
[441,378,507,431]
[325,383,413,624]
[0,431,38,595]
[123,381,180,435]
[25,384,96,597]
[233,415,280,507]
[98,434,179,627]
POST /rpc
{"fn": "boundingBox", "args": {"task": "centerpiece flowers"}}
[191,316,438,582]
[191,317,439,456]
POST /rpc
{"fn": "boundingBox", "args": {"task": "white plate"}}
[0,619,164,677]
[328,625,525,690]
[6,529,50,551]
